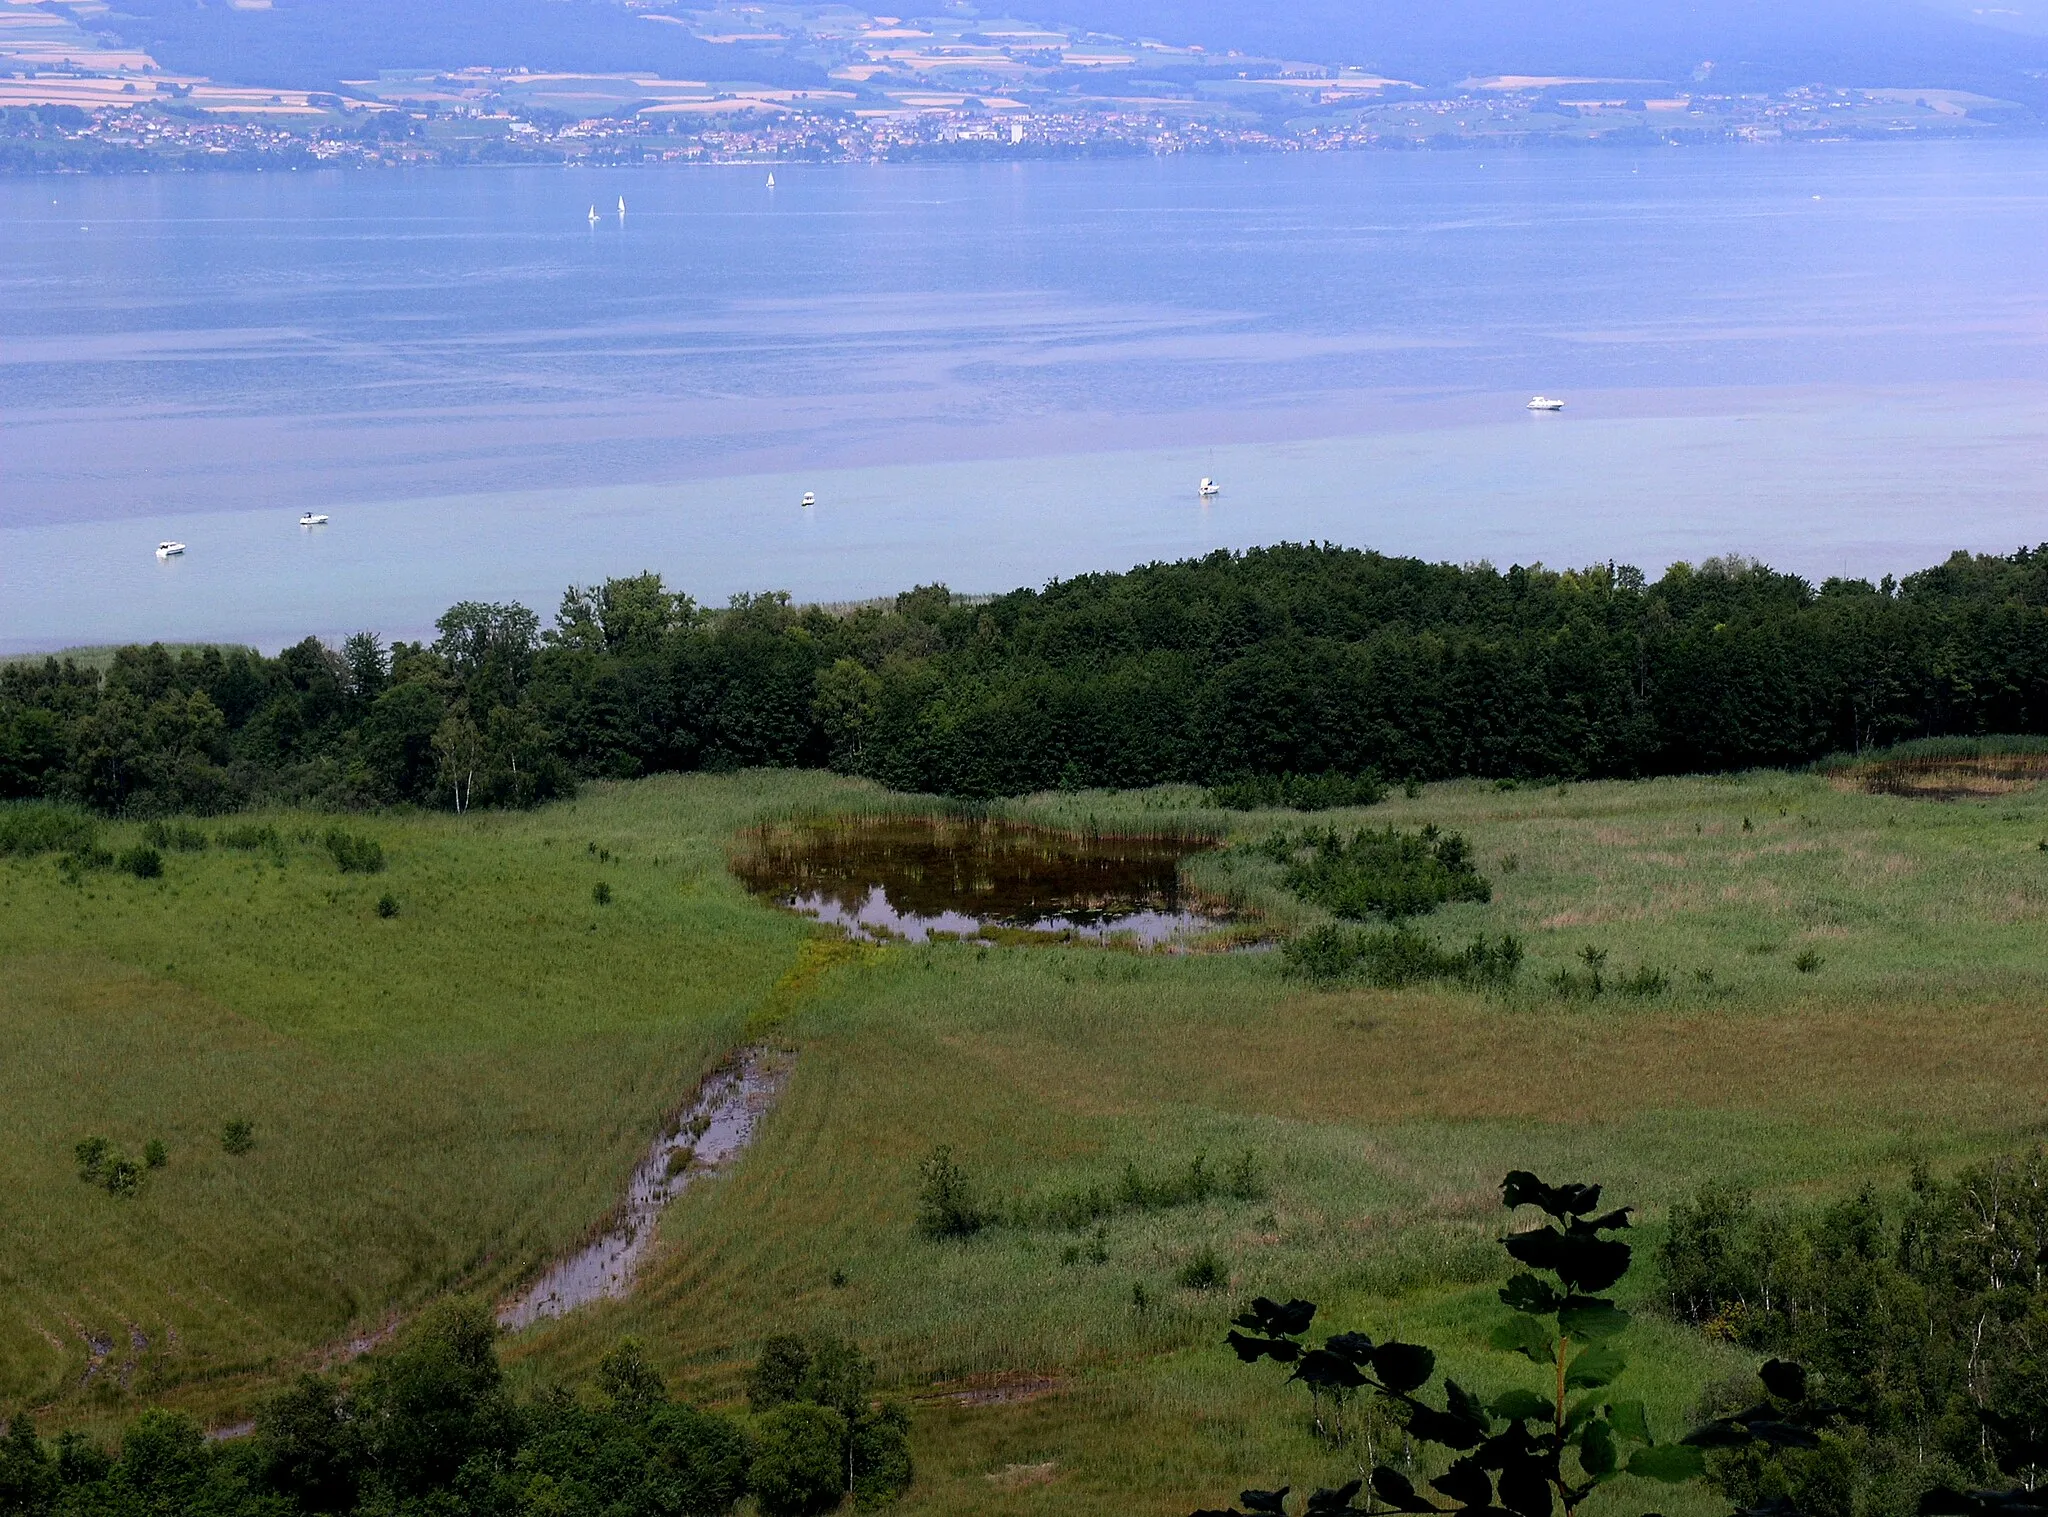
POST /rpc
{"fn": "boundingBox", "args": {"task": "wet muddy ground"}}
[498,1047,793,1330]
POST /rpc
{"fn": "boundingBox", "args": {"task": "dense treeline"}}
[0,1307,909,1517]
[7,543,2048,814]
[1659,1150,2048,1513]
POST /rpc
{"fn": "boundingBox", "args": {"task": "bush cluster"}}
[1263,823,1490,921]
[322,829,384,874]
[1283,924,1524,988]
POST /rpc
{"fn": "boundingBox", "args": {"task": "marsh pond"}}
[732,815,1227,945]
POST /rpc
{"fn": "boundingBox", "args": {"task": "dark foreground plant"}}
[1199,1172,1708,1517]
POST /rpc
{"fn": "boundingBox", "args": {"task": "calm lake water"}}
[4,143,2048,651]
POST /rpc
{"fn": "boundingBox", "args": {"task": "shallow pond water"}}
[731,815,1226,945]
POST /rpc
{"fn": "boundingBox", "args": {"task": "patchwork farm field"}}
[5,762,2048,1513]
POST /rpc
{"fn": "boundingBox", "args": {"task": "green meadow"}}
[5,762,2048,1511]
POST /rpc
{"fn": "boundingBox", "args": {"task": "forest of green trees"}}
[6,542,2048,815]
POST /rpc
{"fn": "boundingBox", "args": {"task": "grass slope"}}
[5,763,2048,1513]
[0,771,869,1413]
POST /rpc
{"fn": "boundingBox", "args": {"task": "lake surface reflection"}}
[732,816,1224,944]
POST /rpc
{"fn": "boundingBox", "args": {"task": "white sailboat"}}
[617,196,626,217]
[766,172,776,188]
[156,540,185,558]
[587,205,598,224]
[800,492,816,508]
[1198,477,1220,498]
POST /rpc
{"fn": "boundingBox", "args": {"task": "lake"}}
[4,143,2047,652]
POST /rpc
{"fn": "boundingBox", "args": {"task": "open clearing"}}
[4,765,2047,1511]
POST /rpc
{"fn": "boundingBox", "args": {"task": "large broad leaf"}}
[1447,1380,1492,1429]
[1409,1402,1490,1452]
[1499,1273,1564,1315]
[1491,1388,1551,1424]
[1240,1490,1290,1514]
[1606,1399,1651,1445]
[1294,1348,1368,1392]
[1372,1341,1437,1394]
[1496,1456,1554,1517]
[1431,1459,1493,1508]
[1490,1312,1554,1366]
[1578,1417,1618,1478]
[1758,1359,1808,1403]
[1502,1227,1632,1294]
[1628,1444,1708,1482]
[1565,1342,1626,1391]
[1558,1301,1632,1341]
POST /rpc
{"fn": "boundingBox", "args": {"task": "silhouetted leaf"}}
[1628,1445,1707,1481]
[1306,1480,1365,1513]
[1410,1403,1490,1451]
[1235,1297,1318,1336]
[1324,1331,1376,1365]
[1496,1455,1552,1517]
[1502,1171,1603,1220]
[1372,1341,1437,1392]
[1227,1330,1300,1364]
[1432,1458,1493,1508]
[1758,1359,1807,1403]
[1491,1388,1551,1424]
[1372,1468,1439,1513]
[1499,1274,1563,1315]
[1294,1348,1368,1392]
[1241,1489,1290,1514]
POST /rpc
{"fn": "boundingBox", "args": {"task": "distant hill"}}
[95,0,828,93]
[1003,0,2048,99]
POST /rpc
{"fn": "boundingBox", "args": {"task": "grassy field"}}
[6,762,2048,1511]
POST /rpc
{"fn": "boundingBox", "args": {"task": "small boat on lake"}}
[1198,477,1220,497]
[1526,396,1566,411]
[766,172,776,188]
[156,540,184,558]
[587,205,598,224]
[800,492,816,507]
[617,196,626,216]
[299,512,329,526]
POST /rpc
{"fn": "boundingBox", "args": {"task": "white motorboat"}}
[800,492,816,507]
[1198,477,1220,497]
[155,540,185,558]
[1526,396,1566,411]
[300,512,329,526]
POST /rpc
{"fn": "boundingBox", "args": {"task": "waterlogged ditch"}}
[731,814,1231,946]
[499,1048,793,1330]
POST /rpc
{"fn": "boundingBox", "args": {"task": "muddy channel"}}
[498,1047,793,1330]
